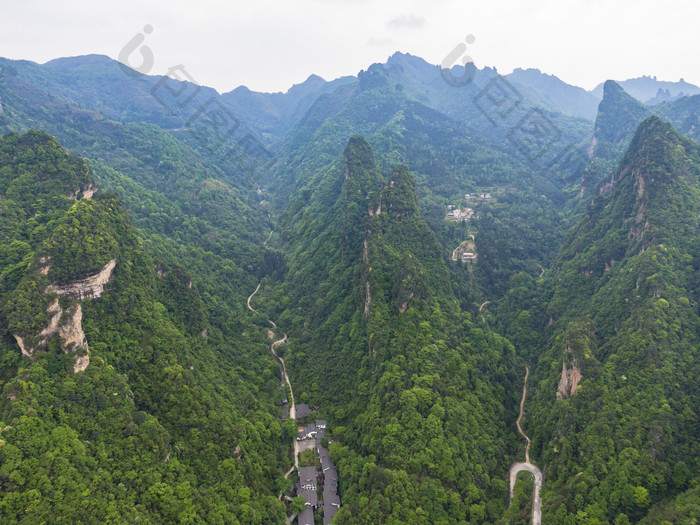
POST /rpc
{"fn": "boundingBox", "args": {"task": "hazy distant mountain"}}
[220,73,355,139]
[506,67,600,119]
[591,80,700,161]
[591,75,700,105]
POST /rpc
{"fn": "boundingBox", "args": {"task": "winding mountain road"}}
[247,283,298,475]
[517,366,532,464]
[479,300,490,322]
[509,366,543,525]
[247,282,261,312]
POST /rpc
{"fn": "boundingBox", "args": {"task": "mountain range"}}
[0,51,698,524]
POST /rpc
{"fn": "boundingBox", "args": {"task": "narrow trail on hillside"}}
[247,281,298,478]
[509,365,543,525]
[247,283,261,312]
[517,366,532,463]
[479,300,490,322]
[270,330,299,476]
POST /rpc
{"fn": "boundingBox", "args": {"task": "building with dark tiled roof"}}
[297,422,318,441]
[298,506,314,525]
[298,465,318,507]
[316,435,341,524]
[295,403,312,420]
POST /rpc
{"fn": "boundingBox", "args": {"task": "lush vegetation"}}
[0,132,291,523]
[2,51,700,524]
[500,118,700,524]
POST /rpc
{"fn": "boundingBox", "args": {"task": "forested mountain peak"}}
[592,80,650,154]
[0,130,290,522]
[559,116,700,280]
[377,164,419,218]
[497,116,700,524]
[343,135,382,192]
[0,130,94,204]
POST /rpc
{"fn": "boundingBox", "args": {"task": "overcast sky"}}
[2,0,698,94]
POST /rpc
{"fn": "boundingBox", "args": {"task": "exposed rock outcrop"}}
[557,361,582,398]
[398,292,414,313]
[13,335,28,358]
[13,259,116,373]
[46,259,116,299]
[68,183,96,200]
[364,281,371,317]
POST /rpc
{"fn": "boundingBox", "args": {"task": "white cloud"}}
[387,15,425,29]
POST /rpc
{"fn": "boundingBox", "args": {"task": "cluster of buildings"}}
[445,205,474,221]
[465,192,492,200]
[296,416,340,525]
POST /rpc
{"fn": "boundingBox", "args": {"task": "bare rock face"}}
[58,303,88,352]
[68,183,97,200]
[398,292,414,313]
[82,184,96,199]
[46,259,116,300]
[13,259,116,373]
[557,361,582,398]
[13,335,29,358]
[364,281,372,317]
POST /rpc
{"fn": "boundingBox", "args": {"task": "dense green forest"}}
[1,51,699,524]
[498,117,700,524]
[0,132,290,523]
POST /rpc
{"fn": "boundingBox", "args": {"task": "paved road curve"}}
[509,366,543,525]
[510,463,543,525]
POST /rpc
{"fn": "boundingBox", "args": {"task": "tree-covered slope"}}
[266,68,583,306]
[505,117,700,524]
[265,136,520,524]
[0,131,290,523]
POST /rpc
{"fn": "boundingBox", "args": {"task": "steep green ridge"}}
[585,81,700,203]
[0,132,289,523]
[268,72,578,303]
[504,117,700,523]
[1,50,699,525]
[591,81,651,159]
[270,137,519,523]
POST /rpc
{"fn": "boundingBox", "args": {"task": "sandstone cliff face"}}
[557,360,582,399]
[13,259,116,374]
[68,183,96,200]
[46,259,116,300]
